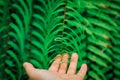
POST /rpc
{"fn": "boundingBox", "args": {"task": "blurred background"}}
[0,0,120,80]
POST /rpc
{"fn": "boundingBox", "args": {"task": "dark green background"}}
[0,0,120,80]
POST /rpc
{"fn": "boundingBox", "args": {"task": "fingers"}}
[67,53,78,74]
[49,55,62,72]
[77,64,87,79]
[58,54,69,73]
[23,62,36,78]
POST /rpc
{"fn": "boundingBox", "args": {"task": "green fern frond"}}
[0,0,120,80]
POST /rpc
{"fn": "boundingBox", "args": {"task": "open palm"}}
[23,53,87,80]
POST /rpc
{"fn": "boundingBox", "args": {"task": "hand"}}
[23,53,87,80]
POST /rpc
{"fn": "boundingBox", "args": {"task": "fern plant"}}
[0,0,120,80]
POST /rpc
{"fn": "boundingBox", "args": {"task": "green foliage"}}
[0,0,120,80]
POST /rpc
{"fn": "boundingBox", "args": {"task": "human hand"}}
[23,53,87,80]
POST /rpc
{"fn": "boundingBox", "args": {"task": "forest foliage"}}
[0,0,120,80]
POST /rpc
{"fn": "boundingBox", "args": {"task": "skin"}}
[23,53,87,80]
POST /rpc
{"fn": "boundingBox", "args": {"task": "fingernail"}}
[55,54,62,59]
[63,53,68,56]
[56,54,61,57]
[23,62,29,67]
[73,53,78,56]
[82,64,87,68]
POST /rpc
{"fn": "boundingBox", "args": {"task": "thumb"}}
[23,62,36,78]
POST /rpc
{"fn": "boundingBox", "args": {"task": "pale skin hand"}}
[23,53,87,80]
